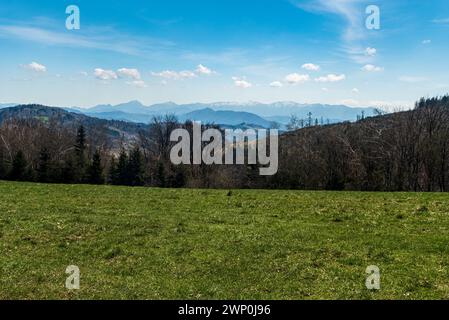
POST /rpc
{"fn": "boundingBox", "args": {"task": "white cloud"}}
[232,77,252,88]
[196,64,214,75]
[285,73,310,84]
[152,70,179,80]
[117,68,141,80]
[152,70,197,80]
[23,61,47,73]
[365,47,377,56]
[422,39,432,45]
[301,63,320,71]
[399,76,428,83]
[321,87,329,92]
[79,71,88,76]
[352,88,359,93]
[269,81,283,88]
[361,64,383,72]
[94,68,118,80]
[315,74,346,83]
[179,70,196,79]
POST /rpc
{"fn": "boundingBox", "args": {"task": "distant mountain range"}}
[0,102,382,150]
[1,101,377,129]
[70,100,376,129]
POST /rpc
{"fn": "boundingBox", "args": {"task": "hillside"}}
[272,96,449,192]
[0,104,150,147]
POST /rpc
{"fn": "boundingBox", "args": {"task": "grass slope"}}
[1,181,449,299]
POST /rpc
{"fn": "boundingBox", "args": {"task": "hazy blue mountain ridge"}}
[71,100,375,128]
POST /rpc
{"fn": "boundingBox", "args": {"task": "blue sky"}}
[0,0,448,108]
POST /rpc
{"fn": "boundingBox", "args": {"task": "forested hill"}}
[0,104,150,146]
[274,96,449,192]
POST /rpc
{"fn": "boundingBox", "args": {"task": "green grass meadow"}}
[1,181,449,299]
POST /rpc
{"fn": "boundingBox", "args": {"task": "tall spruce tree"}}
[127,147,145,186]
[108,156,118,184]
[74,125,87,182]
[9,150,28,181]
[87,150,104,184]
[116,149,128,185]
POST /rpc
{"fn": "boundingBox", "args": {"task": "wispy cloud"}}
[291,0,379,64]
[291,0,370,42]
[0,23,175,56]
[433,18,449,24]
[399,76,428,83]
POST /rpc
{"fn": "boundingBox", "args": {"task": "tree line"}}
[0,117,192,188]
[271,96,449,191]
[1,96,449,191]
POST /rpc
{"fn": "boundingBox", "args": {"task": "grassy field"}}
[1,181,449,300]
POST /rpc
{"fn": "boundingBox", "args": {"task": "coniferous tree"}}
[108,156,117,184]
[9,150,28,181]
[62,157,77,183]
[127,147,144,186]
[74,125,87,181]
[115,149,128,185]
[87,150,104,184]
